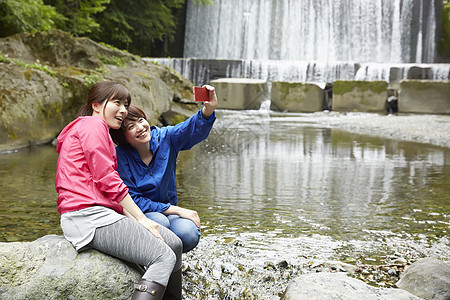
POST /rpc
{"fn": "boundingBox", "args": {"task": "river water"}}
[1,110,449,299]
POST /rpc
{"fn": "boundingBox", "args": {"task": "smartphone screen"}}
[193,86,210,102]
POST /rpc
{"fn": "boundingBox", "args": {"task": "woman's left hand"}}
[163,205,201,229]
[177,207,201,229]
[165,206,201,229]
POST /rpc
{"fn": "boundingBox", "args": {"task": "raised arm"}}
[201,84,218,119]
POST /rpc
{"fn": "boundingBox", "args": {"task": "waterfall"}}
[425,0,436,63]
[416,0,423,63]
[151,0,449,85]
[184,0,440,63]
[390,0,402,62]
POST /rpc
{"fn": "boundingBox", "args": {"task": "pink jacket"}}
[55,116,128,214]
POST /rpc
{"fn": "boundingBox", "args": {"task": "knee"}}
[170,220,201,253]
[145,212,170,228]
[170,234,183,255]
[168,235,183,270]
[142,241,178,275]
[181,230,200,253]
[156,246,177,271]
[182,235,200,253]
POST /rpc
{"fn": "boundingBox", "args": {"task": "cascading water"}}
[148,0,449,85]
[185,0,438,63]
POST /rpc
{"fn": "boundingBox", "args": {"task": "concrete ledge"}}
[270,81,324,112]
[210,78,267,110]
[399,80,450,114]
[332,80,388,112]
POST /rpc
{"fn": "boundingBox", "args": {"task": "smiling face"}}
[123,116,151,148]
[92,99,129,129]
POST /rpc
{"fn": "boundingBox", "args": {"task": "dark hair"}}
[110,105,148,146]
[78,81,131,116]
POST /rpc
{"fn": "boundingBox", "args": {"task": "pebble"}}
[388,269,398,276]
[393,257,407,264]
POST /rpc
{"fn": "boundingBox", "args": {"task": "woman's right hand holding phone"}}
[201,85,217,119]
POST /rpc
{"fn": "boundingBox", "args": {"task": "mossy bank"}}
[0,29,199,153]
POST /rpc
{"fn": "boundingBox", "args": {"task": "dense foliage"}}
[0,0,64,37]
[43,0,110,35]
[0,0,212,56]
[89,0,184,56]
[441,0,450,60]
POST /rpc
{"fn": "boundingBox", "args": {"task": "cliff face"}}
[0,29,197,152]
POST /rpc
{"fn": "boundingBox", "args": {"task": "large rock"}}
[0,64,66,150]
[210,78,267,110]
[0,235,141,300]
[270,81,324,112]
[0,30,198,153]
[283,272,421,300]
[332,80,388,112]
[396,257,450,300]
[398,80,450,114]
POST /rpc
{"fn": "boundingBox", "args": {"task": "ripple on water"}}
[1,112,449,298]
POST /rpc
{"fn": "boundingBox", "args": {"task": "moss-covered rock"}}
[210,78,267,110]
[0,235,141,300]
[0,30,197,152]
[333,81,387,95]
[0,29,137,69]
[270,81,324,112]
[438,3,450,62]
[399,80,450,114]
[0,64,65,150]
[332,81,388,112]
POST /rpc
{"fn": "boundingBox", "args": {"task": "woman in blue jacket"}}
[110,86,217,254]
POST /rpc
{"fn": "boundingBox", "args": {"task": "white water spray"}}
[185,0,440,63]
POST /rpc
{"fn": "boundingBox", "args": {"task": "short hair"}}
[110,105,148,147]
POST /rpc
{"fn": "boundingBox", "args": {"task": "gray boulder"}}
[283,272,421,300]
[0,30,199,153]
[0,235,141,300]
[396,257,450,300]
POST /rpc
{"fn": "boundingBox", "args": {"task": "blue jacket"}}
[116,110,215,213]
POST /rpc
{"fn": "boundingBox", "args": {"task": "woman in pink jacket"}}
[55,81,182,300]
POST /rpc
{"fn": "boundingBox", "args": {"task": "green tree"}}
[440,0,450,60]
[0,0,213,55]
[88,0,212,56]
[44,0,110,35]
[0,0,64,37]
[88,0,185,56]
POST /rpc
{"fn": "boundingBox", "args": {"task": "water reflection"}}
[0,111,448,297]
[177,111,449,244]
[0,145,61,242]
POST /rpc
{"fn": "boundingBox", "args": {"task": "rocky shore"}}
[1,236,449,300]
[302,111,450,149]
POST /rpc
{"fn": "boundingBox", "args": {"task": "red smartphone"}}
[193,86,210,102]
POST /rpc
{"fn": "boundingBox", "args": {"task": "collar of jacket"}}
[149,126,161,153]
